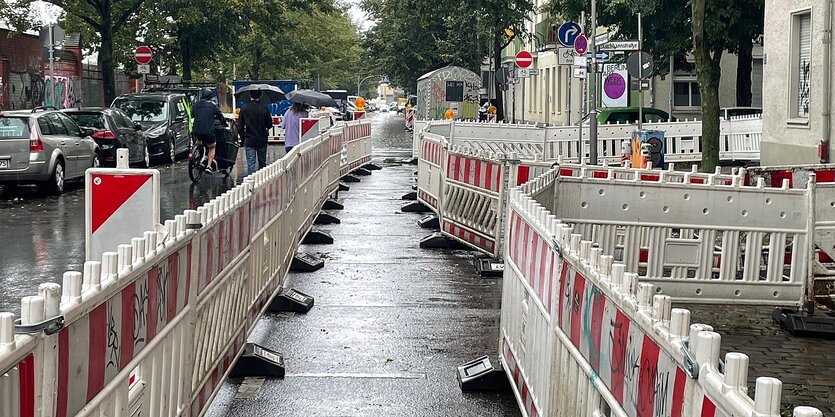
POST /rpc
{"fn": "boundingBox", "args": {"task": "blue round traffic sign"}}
[558,22,582,47]
[574,34,588,55]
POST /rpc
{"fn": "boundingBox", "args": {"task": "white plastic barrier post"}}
[497,173,822,417]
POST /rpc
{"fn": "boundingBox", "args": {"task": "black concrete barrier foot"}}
[418,214,440,229]
[401,201,430,213]
[420,232,467,250]
[302,229,334,244]
[290,253,325,272]
[269,288,315,313]
[772,307,835,339]
[474,256,504,278]
[401,191,417,200]
[229,343,286,378]
[322,199,344,210]
[364,163,382,171]
[354,167,372,176]
[456,356,510,392]
[401,157,418,165]
[411,184,417,191]
[343,174,361,183]
[315,212,341,225]
[338,182,350,192]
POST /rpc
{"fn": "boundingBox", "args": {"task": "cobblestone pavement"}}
[684,304,835,415]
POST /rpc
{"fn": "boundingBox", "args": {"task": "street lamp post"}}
[357,75,378,96]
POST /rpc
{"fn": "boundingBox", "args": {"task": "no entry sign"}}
[515,51,533,68]
[134,46,153,65]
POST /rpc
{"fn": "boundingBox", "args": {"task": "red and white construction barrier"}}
[299,117,321,143]
[0,119,368,417]
[497,180,822,417]
[85,168,160,262]
[340,120,372,176]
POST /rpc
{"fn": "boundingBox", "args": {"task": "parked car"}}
[720,107,762,120]
[111,92,191,163]
[583,107,675,125]
[63,107,150,167]
[0,107,100,194]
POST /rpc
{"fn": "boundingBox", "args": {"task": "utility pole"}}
[638,13,644,132]
[48,25,56,108]
[589,0,598,164]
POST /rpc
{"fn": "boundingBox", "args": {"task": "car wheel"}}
[41,159,65,195]
[92,152,100,168]
[166,137,176,163]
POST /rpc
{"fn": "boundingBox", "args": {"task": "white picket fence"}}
[0,120,372,417]
[499,171,822,417]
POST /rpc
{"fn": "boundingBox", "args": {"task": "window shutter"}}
[797,13,812,117]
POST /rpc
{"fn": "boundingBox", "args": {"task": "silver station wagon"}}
[0,107,100,194]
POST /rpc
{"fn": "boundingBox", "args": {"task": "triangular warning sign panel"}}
[91,173,152,233]
[301,119,318,137]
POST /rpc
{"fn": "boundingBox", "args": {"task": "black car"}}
[63,107,150,167]
[111,93,191,163]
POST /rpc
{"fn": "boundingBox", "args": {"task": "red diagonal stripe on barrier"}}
[671,368,687,417]
[517,166,530,185]
[56,328,69,417]
[301,119,318,137]
[474,160,482,188]
[86,303,107,402]
[590,289,606,371]
[701,397,717,417]
[637,336,661,417]
[538,241,547,305]
[546,253,556,312]
[120,281,137,369]
[147,266,159,341]
[569,271,585,347]
[610,309,631,403]
[485,163,494,190]
[168,254,180,321]
[91,174,152,233]
[528,232,539,288]
[18,354,34,417]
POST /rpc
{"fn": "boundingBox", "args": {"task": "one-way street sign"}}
[584,51,611,62]
[601,40,640,51]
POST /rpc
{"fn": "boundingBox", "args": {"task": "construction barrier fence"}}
[499,170,822,417]
[0,120,372,417]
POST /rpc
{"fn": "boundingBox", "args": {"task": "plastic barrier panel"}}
[541,168,811,306]
[340,120,372,176]
[0,120,367,417]
[416,132,445,212]
[498,173,822,417]
[440,146,508,257]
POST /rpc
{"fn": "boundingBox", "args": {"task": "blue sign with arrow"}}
[558,22,582,47]
[584,50,611,62]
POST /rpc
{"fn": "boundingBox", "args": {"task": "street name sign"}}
[601,40,640,51]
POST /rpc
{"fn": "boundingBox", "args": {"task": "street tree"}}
[1,0,148,102]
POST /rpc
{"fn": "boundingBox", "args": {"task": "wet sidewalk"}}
[206,146,519,415]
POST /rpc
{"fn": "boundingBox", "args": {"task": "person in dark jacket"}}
[192,89,225,171]
[238,90,272,175]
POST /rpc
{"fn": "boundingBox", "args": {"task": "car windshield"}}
[0,116,31,139]
[113,98,168,122]
[67,113,106,129]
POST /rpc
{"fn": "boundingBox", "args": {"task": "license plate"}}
[0,160,8,169]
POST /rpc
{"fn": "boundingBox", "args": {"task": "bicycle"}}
[188,124,239,182]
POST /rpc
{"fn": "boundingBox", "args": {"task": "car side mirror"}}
[134,122,142,131]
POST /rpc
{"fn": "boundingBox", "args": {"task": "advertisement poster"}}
[602,64,629,107]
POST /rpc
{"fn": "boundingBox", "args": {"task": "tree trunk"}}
[692,0,722,172]
[99,16,116,103]
[493,34,505,121]
[179,28,193,82]
[736,39,753,106]
[248,46,262,80]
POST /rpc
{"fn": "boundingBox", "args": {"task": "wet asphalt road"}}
[0,133,289,314]
[206,112,520,416]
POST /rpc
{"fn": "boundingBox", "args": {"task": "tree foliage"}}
[361,0,534,113]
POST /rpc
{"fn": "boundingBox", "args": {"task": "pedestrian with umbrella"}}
[236,85,283,174]
[282,90,337,153]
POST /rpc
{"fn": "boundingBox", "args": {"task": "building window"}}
[790,11,812,119]
[673,80,701,107]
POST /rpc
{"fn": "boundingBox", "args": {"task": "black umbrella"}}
[235,84,285,104]
[286,90,337,108]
